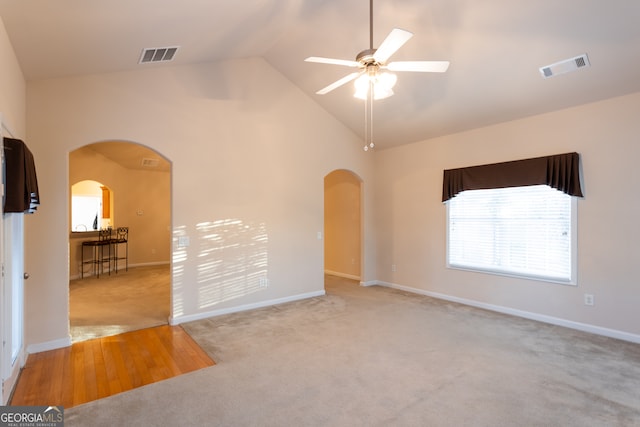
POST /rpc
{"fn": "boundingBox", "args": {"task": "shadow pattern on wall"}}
[173,219,269,317]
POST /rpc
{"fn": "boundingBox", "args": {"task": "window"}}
[447,184,576,284]
[71,180,112,232]
[71,194,101,231]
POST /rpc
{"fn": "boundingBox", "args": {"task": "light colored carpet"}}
[65,275,640,426]
[69,264,170,342]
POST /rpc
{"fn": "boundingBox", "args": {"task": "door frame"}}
[1,116,27,404]
[1,213,26,404]
[68,140,172,341]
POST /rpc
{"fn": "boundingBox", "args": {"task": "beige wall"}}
[69,145,171,277]
[374,91,640,337]
[24,57,376,349]
[0,17,25,137]
[324,170,361,279]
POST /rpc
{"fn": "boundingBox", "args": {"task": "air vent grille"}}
[141,158,160,168]
[575,56,587,68]
[139,46,179,64]
[540,53,590,79]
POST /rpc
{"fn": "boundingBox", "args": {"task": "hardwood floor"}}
[10,325,215,408]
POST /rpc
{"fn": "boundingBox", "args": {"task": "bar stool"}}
[110,226,129,273]
[81,228,112,278]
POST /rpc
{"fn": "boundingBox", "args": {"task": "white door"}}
[1,116,27,404]
[1,212,26,404]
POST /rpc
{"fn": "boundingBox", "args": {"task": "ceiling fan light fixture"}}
[353,71,397,100]
[353,77,369,100]
[378,71,397,91]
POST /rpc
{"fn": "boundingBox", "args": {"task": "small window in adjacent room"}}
[446,184,576,284]
[71,180,112,232]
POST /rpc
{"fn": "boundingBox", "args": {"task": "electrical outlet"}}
[259,277,269,288]
[391,264,396,272]
[584,294,594,306]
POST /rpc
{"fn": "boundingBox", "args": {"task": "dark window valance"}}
[442,152,583,202]
[3,137,40,214]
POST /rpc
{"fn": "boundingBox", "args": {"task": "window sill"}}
[447,264,576,286]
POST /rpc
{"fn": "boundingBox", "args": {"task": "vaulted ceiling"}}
[1,0,639,150]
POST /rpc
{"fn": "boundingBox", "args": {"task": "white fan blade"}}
[305,57,360,67]
[373,28,413,64]
[316,72,361,95]
[387,61,450,72]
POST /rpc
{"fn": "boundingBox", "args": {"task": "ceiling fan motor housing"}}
[356,48,377,65]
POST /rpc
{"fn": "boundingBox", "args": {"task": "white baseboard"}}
[376,280,640,345]
[130,261,170,268]
[27,336,72,354]
[70,261,170,280]
[170,289,326,325]
[324,270,361,281]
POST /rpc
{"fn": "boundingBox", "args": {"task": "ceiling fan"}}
[305,0,450,100]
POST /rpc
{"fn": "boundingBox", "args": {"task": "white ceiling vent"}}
[141,158,160,168]
[540,53,590,79]
[139,46,179,64]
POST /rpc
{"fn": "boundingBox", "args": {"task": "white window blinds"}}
[447,184,575,283]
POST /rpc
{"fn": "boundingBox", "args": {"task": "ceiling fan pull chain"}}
[364,80,375,151]
[364,93,368,150]
[363,84,368,151]
[369,81,374,150]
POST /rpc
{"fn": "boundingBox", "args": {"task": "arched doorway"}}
[68,141,171,342]
[324,169,363,284]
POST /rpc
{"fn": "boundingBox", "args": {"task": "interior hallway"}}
[69,264,170,342]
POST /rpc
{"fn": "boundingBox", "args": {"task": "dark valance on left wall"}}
[442,152,583,202]
[3,137,40,214]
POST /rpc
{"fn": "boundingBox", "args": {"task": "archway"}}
[68,141,172,342]
[324,169,363,284]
